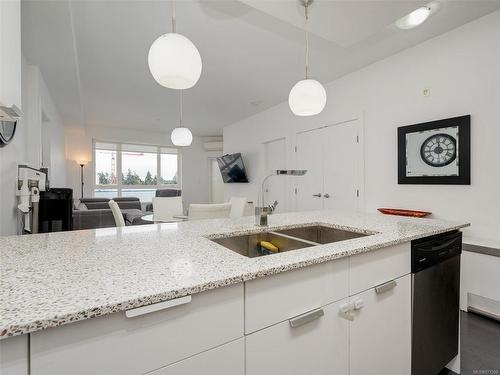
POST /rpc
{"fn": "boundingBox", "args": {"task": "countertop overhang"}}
[0,210,469,338]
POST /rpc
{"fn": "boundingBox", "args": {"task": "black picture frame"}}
[398,115,470,185]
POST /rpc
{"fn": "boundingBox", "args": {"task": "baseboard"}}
[468,293,500,321]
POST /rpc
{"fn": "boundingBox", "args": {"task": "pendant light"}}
[289,0,327,116]
[148,1,202,89]
[171,90,193,146]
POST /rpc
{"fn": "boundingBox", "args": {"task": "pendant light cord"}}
[179,90,183,127]
[304,1,309,79]
[171,0,176,33]
[172,0,182,128]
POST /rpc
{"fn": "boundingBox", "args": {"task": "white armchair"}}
[152,197,184,222]
[229,197,247,218]
[188,203,231,221]
[108,200,125,227]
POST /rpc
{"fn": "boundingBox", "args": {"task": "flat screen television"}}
[216,153,249,183]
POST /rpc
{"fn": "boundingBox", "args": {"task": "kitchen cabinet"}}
[148,339,244,375]
[348,274,411,375]
[246,299,349,375]
[0,0,22,109]
[246,257,411,375]
[5,239,419,375]
[0,335,28,375]
[30,284,244,375]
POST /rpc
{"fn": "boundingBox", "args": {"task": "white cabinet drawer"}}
[349,242,410,295]
[148,339,244,375]
[246,299,349,375]
[31,284,244,375]
[245,259,348,333]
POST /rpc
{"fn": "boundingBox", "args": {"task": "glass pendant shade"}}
[148,33,202,89]
[288,79,327,116]
[171,127,193,146]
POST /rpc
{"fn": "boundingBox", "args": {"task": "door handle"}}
[312,193,322,197]
[374,279,397,294]
[125,295,191,318]
[323,193,330,198]
[418,236,460,252]
[289,308,324,328]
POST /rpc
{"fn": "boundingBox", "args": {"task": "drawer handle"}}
[125,295,192,318]
[375,279,397,294]
[289,308,324,328]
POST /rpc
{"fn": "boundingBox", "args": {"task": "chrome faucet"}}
[255,169,307,226]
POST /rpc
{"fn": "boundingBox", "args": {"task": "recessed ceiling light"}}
[396,4,438,30]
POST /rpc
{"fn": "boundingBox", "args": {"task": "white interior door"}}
[263,138,287,213]
[322,120,362,211]
[209,158,224,203]
[295,128,325,211]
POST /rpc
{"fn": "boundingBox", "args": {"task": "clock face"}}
[420,133,457,167]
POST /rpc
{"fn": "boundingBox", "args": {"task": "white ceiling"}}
[21,0,500,136]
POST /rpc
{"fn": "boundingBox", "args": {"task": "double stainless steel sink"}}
[210,224,370,258]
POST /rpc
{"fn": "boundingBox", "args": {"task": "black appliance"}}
[38,188,73,232]
[216,153,249,183]
[411,230,462,375]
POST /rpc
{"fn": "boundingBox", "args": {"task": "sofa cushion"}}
[80,198,111,210]
[113,197,142,210]
[156,189,182,197]
[122,209,148,225]
[79,197,142,210]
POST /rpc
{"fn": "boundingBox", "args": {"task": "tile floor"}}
[439,311,500,375]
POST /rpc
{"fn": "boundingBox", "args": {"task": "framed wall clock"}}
[398,115,470,185]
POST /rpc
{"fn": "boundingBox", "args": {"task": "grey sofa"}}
[73,197,149,230]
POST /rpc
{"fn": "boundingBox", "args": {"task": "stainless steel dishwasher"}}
[411,230,462,375]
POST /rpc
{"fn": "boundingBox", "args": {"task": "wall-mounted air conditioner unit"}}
[203,141,223,151]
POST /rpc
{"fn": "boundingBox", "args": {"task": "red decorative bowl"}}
[377,208,432,218]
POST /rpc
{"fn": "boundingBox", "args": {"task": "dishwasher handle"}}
[417,237,461,252]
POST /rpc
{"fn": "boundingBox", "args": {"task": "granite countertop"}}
[0,210,469,338]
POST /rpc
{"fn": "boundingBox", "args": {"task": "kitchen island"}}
[0,210,469,375]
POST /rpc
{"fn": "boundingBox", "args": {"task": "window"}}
[93,141,180,201]
[160,147,179,184]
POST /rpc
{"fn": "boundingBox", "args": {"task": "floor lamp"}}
[77,160,88,199]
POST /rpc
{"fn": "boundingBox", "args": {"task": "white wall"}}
[224,10,500,242]
[0,0,67,235]
[64,125,221,207]
[182,137,223,206]
[22,59,66,186]
[0,0,22,236]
